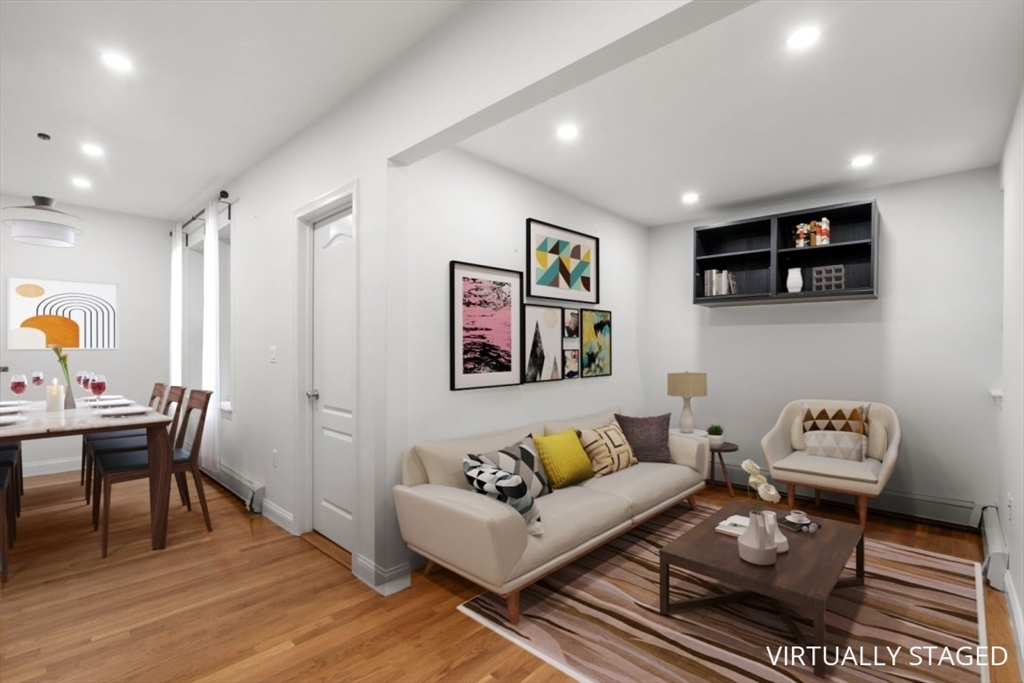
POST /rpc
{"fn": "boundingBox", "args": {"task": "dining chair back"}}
[149,382,167,410]
[0,466,13,581]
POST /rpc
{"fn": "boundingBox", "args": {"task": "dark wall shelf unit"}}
[693,200,878,307]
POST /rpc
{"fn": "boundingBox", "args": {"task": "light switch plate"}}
[269,346,277,363]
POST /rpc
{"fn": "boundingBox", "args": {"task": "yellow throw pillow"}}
[535,429,594,489]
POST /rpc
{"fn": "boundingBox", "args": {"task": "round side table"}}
[709,442,738,497]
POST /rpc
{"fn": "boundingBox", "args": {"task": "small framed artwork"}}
[526,218,599,304]
[523,304,563,383]
[563,348,580,379]
[450,261,523,391]
[562,308,579,338]
[580,308,612,378]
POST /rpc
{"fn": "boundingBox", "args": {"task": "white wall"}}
[643,168,1004,523]
[401,148,648,443]
[0,194,172,474]
[998,90,1024,658]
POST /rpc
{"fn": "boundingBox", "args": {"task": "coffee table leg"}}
[813,607,826,678]
[856,535,865,584]
[660,557,669,615]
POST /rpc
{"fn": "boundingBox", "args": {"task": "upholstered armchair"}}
[761,399,901,525]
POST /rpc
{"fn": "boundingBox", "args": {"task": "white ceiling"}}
[0,0,464,220]
[459,0,1024,227]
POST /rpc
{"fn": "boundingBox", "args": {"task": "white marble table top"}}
[0,400,171,442]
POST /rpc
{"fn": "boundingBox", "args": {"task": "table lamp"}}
[667,372,707,433]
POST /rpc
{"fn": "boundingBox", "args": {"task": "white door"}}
[311,212,357,550]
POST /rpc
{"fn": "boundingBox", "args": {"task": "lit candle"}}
[46,377,65,413]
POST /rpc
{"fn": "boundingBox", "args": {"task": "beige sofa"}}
[394,408,709,623]
[761,399,901,525]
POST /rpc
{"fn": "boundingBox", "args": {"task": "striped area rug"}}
[459,504,985,683]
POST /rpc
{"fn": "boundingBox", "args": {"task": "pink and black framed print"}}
[526,218,599,304]
[450,261,523,391]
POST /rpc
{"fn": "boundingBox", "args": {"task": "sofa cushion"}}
[867,420,887,461]
[580,462,702,518]
[773,451,882,483]
[804,430,866,461]
[415,423,542,489]
[473,437,550,497]
[615,413,672,462]
[543,407,618,436]
[579,423,636,477]
[535,429,593,489]
[463,460,543,535]
[509,486,631,579]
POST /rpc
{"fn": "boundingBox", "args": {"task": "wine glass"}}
[82,373,93,394]
[31,371,45,386]
[75,370,86,387]
[90,375,107,399]
[10,374,27,396]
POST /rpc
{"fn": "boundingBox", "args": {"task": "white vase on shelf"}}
[786,268,803,293]
[738,512,778,565]
[762,510,788,553]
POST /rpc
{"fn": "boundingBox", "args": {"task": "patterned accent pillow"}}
[614,413,672,463]
[802,403,869,436]
[534,429,594,489]
[471,436,550,497]
[804,430,867,461]
[579,423,637,477]
[463,460,543,535]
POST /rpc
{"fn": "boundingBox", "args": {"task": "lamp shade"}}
[667,372,707,398]
[2,196,83,248]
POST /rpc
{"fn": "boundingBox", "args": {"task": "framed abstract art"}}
[580,308,612,378]
[526,218,599,304]
[450,261,522,390]
[522,304,563,383]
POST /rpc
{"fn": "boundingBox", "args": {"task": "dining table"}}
[0,401,174,549]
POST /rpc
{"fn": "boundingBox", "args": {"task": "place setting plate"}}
[78,395,125,402]
[80,398,135,408]
[0,406,25,415]
[0,415,28,426]
[95,406,154,418]
[0,400,31,407]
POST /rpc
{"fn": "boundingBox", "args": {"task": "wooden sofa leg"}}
[814,489,821,506]
[423,560,436,577]
[506,590,521,625]
[856,496,868,526]
[687,495,698,511]
[787,485,795,510]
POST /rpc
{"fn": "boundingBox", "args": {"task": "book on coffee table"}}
[714,515,749,537]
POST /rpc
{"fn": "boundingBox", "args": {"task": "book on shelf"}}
[714,514,750,538]
[703,269,739,297]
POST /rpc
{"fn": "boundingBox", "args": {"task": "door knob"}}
[306,389,320,400]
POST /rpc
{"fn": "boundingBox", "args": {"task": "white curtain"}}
[169,223,184,385]
[200,201,221,472]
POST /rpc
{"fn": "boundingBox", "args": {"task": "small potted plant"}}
[707,424,725,448]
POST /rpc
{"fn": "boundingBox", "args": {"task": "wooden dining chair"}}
[0,442,22,517]
[81,382,167,489]
[92,389,213,558]
[0,466,13,582]
[83,385,184,505]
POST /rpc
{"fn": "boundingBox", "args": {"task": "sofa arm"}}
[393,484,528,589]
[668,432,710,480]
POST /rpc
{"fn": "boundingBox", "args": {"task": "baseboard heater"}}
[200,464,265,514]
[982,505,1008,592]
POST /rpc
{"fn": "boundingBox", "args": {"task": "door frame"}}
[292,180,359,537]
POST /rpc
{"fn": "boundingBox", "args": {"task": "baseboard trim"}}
[352,554,411,596]
[1006,572,1024,682]
[261,498,297,535]
[24,457,79,477]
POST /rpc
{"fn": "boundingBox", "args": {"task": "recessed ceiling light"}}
[72,177,92,189]
[81,143,104,157]
[682,192,699,204]
[101,52,133,72]
[786,26,821,51]
[850,154,874,168]
[556,124,579,141]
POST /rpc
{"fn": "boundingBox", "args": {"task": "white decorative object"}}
[708,434,725,448]
[45,379,65,413]
[762,509,788,553]
[786,268,803,293]
[738,513,778,565]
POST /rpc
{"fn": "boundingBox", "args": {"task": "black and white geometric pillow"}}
[471,436,551,497]
[463,459,543,535]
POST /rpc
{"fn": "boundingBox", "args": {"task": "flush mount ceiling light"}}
[850,154,874,168]
[2,196,84,247]
[81,143,104,157]
[682,192,700,204]
[71,177,92,189]
[787,26,821,51]
[556,123,579,141]
[101,51,133,72]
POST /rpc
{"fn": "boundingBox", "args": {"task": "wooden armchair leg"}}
[787,485,795,510]
[506,590,521,625]
[687,495,698,511]
[855,496,868,526]
[814,489,821,506]
[423,560,437,577]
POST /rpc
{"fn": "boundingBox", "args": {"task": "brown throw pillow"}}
[614,413,672,463]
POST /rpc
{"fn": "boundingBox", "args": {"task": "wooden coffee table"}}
[660,501,864,678]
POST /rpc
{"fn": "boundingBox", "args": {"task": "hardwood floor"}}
[0,473,1019,682]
